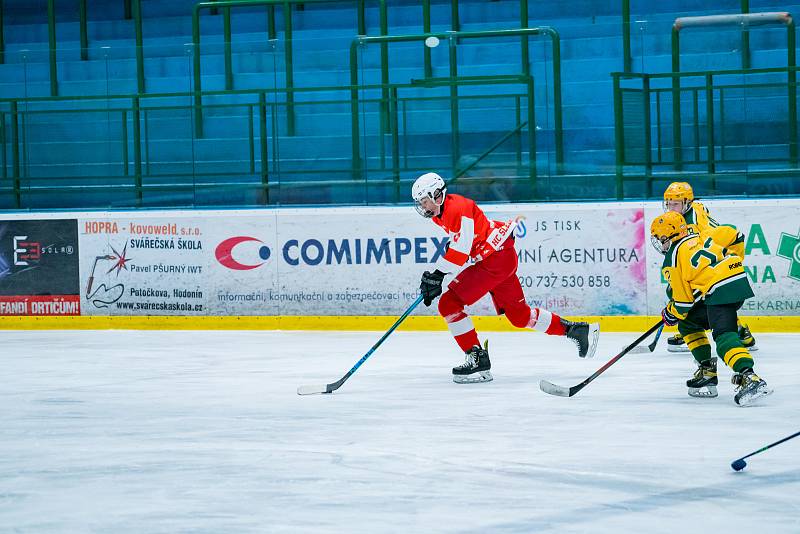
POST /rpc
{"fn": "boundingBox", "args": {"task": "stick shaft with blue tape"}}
[297,295,425,395]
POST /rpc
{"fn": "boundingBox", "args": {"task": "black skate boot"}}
[686,358,718,398]
[562,319,600,358]
[667,333,690,353]
[452,341,492,384]
[732,368,772,406]
[738,324,758,351]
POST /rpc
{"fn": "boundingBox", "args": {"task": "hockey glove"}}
[661,306,679,327]
[420,269,446,306]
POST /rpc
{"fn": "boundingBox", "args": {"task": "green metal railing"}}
[24,0,145,95]
[349,27,562,176]
[0,0,544,126]
[670,12,796,170]
[192,0,389,137]
[0,79,533,208]
[613,66,800,199]
[622,0,753,73]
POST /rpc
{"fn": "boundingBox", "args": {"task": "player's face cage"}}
[651,233,676,254]
[414,188,445,218]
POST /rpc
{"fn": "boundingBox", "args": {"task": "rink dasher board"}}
[0,199,798,325]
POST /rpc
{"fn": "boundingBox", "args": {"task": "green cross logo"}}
[777,228,800,282]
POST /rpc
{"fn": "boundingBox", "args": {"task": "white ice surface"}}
[1,329,799,533]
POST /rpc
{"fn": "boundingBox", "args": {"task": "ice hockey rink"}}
[2,329,798,533]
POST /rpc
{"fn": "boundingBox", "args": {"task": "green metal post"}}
[268,5,276,39]
[132,97,143,204]
[20,111,25,180]
[526,75,536,196]
[622,0,631,72]
[705,73,715,177]
[643,75,652,197]
[10,101,19,207]
[259,92,269,203]
[451,0,460,32]
[692,89,699,162]
[248,105,255,173]
[192,13,203,138]
[0,0,4,64]
[656,90,662,162]
[357,0,365,35]
[391,87,400,202]
[515,96,522,171]
[788,20,797,166]
[122,110,128,176]
[741,0,750,69]
[79,0,88,61]
[48,0,58,96]
[133,0,144,93]
[547,27,564,172]
[719,87,725,161]
[143,109,150,176]
[350,40,362,179]
[380,0,389,135]
[613,74,624,199]
[210,0,218,15]
[671,27,682,170]
[423,0,432,78]
[224,6,233,89]
[124,0,131,19]
[449,33,460,174]
[521,0,529,75]
[0,112,5,180]
[284,2,295,136]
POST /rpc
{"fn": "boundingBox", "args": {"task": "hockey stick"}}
[539,320,663,397]
[628,323,665,353]
[297,294,425,395]
[731,430,800,471]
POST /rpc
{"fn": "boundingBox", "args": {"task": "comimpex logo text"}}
[215,236,448,268]
[281,237,448,266]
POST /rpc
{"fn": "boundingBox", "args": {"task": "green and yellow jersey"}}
[683,201,718,236]
[684,201,745,258]
[662,233,754,319]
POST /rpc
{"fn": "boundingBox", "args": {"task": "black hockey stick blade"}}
[297,385,326,395]
[628,323,665,353]
[297,377,346,396]
[539,320,664,398]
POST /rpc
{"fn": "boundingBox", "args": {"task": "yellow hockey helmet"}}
[663,182,694,214]
[650,211,688,254]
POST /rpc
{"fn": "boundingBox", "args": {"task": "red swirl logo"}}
[215,237,271,270]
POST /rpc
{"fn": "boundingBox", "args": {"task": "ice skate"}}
[732,368,772,406]
[686,358,718,398]
[453,342,492,384]
[738,324,758,352]
[667,334,690,353]
[562,319,600,358]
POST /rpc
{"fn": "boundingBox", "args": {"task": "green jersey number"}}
[690,237,723,268]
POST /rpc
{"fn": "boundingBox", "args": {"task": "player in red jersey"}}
[412,172,600,383]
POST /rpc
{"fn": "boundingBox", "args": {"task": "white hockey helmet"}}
[411,172,446,218]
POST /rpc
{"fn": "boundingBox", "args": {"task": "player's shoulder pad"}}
[668,235,696,267]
